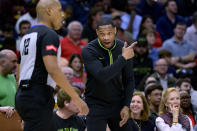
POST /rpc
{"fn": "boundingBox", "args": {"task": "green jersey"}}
[0,74,17,107]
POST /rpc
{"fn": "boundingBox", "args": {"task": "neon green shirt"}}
[0,74,17,107]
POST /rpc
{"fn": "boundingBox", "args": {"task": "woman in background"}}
[138,15,162,48]
[69,54,86,94]
[156,88,193,131]
[128,91,155,131]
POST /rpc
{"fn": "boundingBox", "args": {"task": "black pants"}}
[86,104,130,131]
[15,84,56,131]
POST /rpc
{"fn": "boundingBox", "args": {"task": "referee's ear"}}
[46,7,52,16]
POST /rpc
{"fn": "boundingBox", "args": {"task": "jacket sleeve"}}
[122,58,135,107]
[81,47,127,84]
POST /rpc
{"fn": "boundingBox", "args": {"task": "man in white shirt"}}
[16,20,31,51]
[120,0,142,40]
[15,1,37,35]
[184,11,197,52]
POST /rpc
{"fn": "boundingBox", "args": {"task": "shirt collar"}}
[172,37,186,45]
[97,39,116,51]
[156,73,167,80]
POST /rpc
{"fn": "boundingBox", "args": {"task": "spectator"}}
[15,1,37,35]
[156,88,194,131]
[0,0,27,27]
[135,75,155,91]
[145,84,163,121]
[156,0,185,41]
[54,88,86,131]
[63,5,74,28]
[136,0,164,23]
[61,67,74,85]
[120,0,142,40]
[102,0,112,16]
[82,5,104,43]
[1,24,14,38]
[176,79,191,93]
[136,75,156,91]
[0,49,17,117]
[138,15,162,48]
[151,58,176,90]
[141,29,159,66]
[161,22,196,70]
[180,91,197,127]
[110,0,127,12]
[175,79,197,112]
[16,20,31,51]
[127,91,155,131]
[66,0,96,25]
[56,5,74,37]
[111,13,133,44]
[176,0,197,18]
[157,0,167,5]
[158,49,176,76]
[0,24,15,52]
[184,11,197,52]
[60,21,87,61]
[2,37,16,53]
[145,76,157,89]
[133,37,153,87]
[69,54,86,94]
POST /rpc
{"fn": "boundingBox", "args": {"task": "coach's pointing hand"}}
[122,41,137,60]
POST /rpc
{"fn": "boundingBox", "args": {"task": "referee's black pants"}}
[15,83,56,131]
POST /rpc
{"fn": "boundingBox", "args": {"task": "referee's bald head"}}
[36,0,59,18]
[36,0,64,30]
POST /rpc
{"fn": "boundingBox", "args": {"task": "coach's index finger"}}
[128,41,137,49]
[123,41,128,48]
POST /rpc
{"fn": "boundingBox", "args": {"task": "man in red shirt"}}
[60,21,87,60]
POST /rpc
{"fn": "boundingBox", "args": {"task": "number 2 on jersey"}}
[22,38,30,55]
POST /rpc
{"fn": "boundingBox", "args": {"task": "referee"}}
[15,0,88,130]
